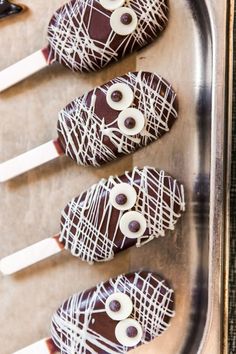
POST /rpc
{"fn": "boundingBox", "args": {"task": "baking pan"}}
[0,0,233,353]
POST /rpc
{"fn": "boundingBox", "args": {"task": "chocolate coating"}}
[128,220,141,233]
[0,0,23,19]
[120,13,133,25]
[109,300,121,312]
[51,271,175,353]
[115,193,127,205]
[47,0,169,72]
[57,72,178,167]
[59,167,185,264]
[126,326,138,338]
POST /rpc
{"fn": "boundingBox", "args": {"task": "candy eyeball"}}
[110,7,138,36]
[100,0,125,11]
[119,211,147,239]
[117,108,145,136]
[105,293,133,321]
[115,318,143,347]
[106,83,134,111]
[109,183,137,211]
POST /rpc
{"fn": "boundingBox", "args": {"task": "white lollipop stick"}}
[0,140,64,182]
[0,48,49,92]
[13,338,57,354]
[0,235,64,275]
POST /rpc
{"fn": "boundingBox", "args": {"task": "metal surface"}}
[0,1,232,354]
[135,1,232,353]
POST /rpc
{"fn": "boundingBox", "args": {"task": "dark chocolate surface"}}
[57,71,178,167]
[59,167,185,263]
[47,0,169,72]
[51,271,175,354]
[0,0,23,19]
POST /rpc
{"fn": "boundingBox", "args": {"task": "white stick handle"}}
[0,140,63,182]
[0,235,63,275]
[13,338,53,354]
[0,49,49,92]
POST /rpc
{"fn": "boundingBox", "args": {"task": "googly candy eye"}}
[110,7,138,36]
[105,293,133,321]
[100,0,125,11]
[115,318,143,346]
[117,108,145,136]
[119,211,147,239]
[109,183,137,211]
[106,83,134,111]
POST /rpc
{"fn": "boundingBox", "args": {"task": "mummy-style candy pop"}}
[0,166,185,275]
[13,271,175,354]
[0,71,178,182]
[0,0,169,91]
[0,0,25,20]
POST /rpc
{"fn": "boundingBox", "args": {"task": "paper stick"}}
[0,140,64,182]
[0,48,49,92]
[0,235,64,275]
[13,338,57,354]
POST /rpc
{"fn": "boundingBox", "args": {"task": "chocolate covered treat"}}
[51,271,175,353]
[0,71,178,182]
[60,166,185,263]
[0,0,168,91]
[47,0,168,72]
[0,0,25,20]
[0,167,185,275]
[12,271,175,354]
[57,71,178,166]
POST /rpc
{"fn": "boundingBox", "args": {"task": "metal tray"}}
[0,0,233,353]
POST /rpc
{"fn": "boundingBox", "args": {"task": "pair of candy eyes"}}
[106,83,145,136]
[100,0,138,36]
[109,183,147,239]
[105,292,143,347]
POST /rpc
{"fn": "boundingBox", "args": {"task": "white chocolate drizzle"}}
[47,0,168,71]
[57,71,178,166]
[51,271,175,353]
[60,166,185,263]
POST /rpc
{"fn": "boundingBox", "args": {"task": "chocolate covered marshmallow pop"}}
[13,271,175,354]
[0,0,169,92]
[0,166,185,275]
[0,71,178,182]
[0,0,25,20]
